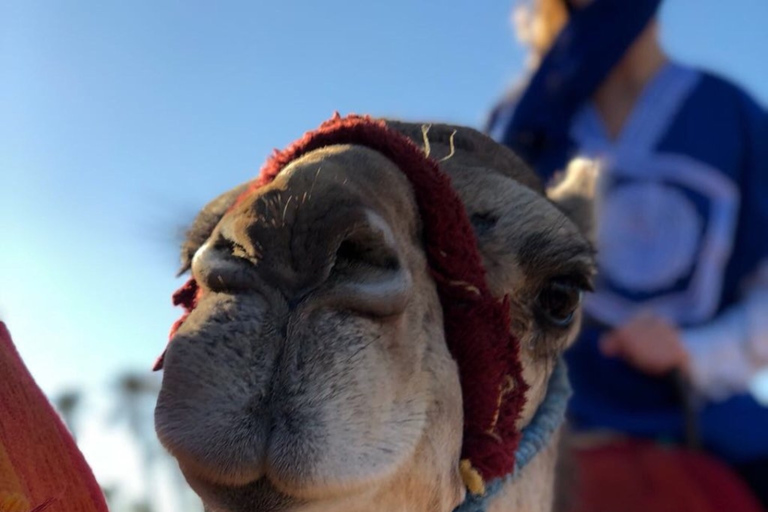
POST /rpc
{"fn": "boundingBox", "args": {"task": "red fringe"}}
[152,278,201,371]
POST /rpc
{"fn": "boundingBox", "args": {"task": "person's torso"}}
[515,61,768,462]
[571,62,744,328]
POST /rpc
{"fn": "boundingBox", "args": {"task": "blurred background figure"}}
[487,0,768,507]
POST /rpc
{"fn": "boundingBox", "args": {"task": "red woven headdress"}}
[158,113,528,493]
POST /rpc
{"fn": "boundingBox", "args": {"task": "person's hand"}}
[600,312,690,376]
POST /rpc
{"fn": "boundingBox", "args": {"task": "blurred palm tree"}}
[109,371,205,512]
[130,501,153,512]
[111,372,162,512]
[54,389,82,440]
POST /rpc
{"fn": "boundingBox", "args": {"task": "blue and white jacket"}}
[488,61,768,463]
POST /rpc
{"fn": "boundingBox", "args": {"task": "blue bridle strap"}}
[454,359,572,512]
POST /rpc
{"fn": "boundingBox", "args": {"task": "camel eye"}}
[536,279,583,328]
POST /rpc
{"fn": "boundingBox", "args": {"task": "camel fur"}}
[154,118,596,512]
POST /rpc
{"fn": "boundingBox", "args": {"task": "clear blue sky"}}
[2,0,768,398]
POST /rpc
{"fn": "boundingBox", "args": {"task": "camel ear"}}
[177,183,250,276]
[546,158,598,244]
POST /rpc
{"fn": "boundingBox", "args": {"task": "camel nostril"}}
[333,210,402,271]
[212,236,254,261]
[325,211,412,317]
[191,238,262,294]
[334,237,400,273]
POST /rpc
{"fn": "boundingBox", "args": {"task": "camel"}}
[154,115,596,512]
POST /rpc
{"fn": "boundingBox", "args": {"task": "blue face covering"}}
[499,0,663,176]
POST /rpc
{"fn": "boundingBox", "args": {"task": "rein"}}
[455,360,572,511]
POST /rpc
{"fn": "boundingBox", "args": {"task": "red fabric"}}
[152,278,201,371]
[158,113,528,483]
[0,322,109,512]
[569,440,765,512]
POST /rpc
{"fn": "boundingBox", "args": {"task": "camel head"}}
[154,116,595,512]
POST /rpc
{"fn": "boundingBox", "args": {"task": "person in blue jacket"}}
[487,0,768,504]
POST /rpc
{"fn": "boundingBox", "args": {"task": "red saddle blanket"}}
[568,439,765,512]
[0,322,108,512]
